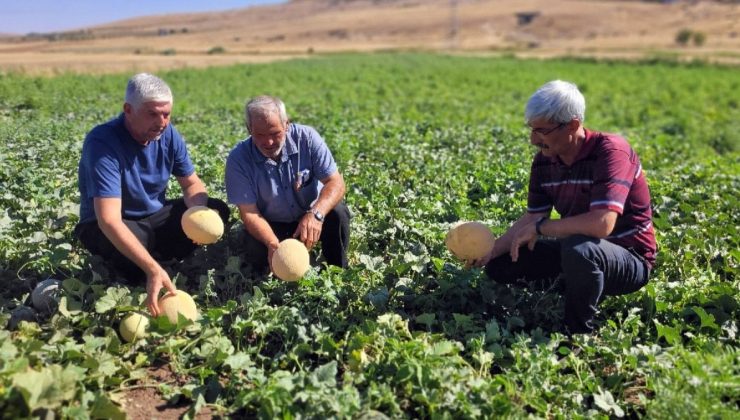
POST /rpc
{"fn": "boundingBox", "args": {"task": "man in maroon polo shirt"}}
[473,80,656,334]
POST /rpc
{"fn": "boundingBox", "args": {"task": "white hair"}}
[125,73,173,109]
[245,95,289,132]
[525,80,585,124]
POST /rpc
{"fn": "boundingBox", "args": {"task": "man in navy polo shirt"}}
[473,80,656,334]
[225,95,350,273]
[75,73,229,316]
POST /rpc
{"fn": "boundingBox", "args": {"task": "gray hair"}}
[245,95,289,132]
[525,80,585,124]
[125,73,173,109]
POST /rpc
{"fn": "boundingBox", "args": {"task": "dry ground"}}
[1,0,739,74]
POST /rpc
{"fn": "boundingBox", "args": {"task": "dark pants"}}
[74,198,230,282]
[485,234,650,334]
[242,202,351,271]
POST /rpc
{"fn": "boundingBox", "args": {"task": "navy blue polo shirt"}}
[78,114,195,224]
[225,123,337,223]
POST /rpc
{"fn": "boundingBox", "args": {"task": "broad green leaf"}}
[12,364,85,411]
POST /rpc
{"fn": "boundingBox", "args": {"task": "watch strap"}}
[535,216,548,236]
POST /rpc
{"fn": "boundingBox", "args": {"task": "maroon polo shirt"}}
[527,129,657,267]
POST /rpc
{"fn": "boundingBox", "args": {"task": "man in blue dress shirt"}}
[75,73,229,315]
[225,95,350,273]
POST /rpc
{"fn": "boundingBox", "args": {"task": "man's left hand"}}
[510,222,538,262]
[294,212,323,249]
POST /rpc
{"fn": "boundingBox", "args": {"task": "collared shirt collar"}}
[572,128,597,163]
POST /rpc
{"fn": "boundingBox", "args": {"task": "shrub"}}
[676,29,692,46]
[207,46,226,55]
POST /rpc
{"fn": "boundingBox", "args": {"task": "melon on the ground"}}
[181,206,224,245]
[120,312,150,342]
[272,238,310,281]
[31,278,62,314]
[8,305,37,330]
[157,290,199,323]
[445,221,496,261]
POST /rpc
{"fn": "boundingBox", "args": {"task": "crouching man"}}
[473,80,656,335]
[225,95,350,273]
[75,73,229,315]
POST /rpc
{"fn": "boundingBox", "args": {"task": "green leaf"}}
[89,392,125,420]
[593,388,624,417]
[225,352,253,370]
[311,361,337,387]
[691,306,719,331]
[654,320,682,345]
[95,287,131,314]
[414,313,436,329]
[12,364,85,411]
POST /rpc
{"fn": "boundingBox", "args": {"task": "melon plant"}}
[445,221,496,261]
[181,206,224,245]
[119,312,150,342]
[272,238,310,281]
[157,290,199,323]
[31,278,62,314]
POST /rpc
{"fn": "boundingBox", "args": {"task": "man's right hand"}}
[145,265,177,316]
[469,247,495,269]
[267,241,279,273]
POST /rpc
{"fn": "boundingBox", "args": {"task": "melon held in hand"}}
[181,206,224,245]
[157,290,199,323]
[272,238,310,282]
[445,221,496,261]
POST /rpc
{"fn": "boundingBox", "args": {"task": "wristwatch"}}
[308,208,324,223]
[535,216,548,236]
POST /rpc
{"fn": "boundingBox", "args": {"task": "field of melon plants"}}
[0,53,738,418]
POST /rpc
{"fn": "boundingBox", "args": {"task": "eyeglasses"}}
[530,122,566,136]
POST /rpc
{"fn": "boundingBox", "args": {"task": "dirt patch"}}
[623,376,653,406]
[115,363,215,420]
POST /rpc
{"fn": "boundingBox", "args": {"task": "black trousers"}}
[242,202,351,271]
[485,235,650,334]
[74,198,230,281]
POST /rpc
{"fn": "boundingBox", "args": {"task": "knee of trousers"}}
[560,234,602,274]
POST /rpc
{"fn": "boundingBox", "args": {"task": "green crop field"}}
[0,53,738,418]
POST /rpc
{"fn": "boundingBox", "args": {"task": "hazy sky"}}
[0,0,287,34]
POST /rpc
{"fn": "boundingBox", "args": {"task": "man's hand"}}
[145,266,177,316]
[294,212,323,249]
[509,221,538,262]
[469,247,495,269]
[267,241,279,273]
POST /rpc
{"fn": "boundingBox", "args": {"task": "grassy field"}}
[0,53,738,418]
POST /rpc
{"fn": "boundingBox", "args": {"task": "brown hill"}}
[1,0,739,74]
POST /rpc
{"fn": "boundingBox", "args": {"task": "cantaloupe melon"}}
[31,278,62,314]
[445,221,496,261]
[157,290,199,323]
[120,312,149,342]
[181,206,224,245]
[271,238,310,282]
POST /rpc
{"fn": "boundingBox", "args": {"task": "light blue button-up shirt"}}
[225,123,338,223]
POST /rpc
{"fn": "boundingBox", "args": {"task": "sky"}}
[0,0,287,35]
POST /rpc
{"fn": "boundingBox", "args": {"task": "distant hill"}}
[1,0,739,74]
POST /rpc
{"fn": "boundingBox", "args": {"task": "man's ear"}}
[568,118,581,131]
[123,102,132,115]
